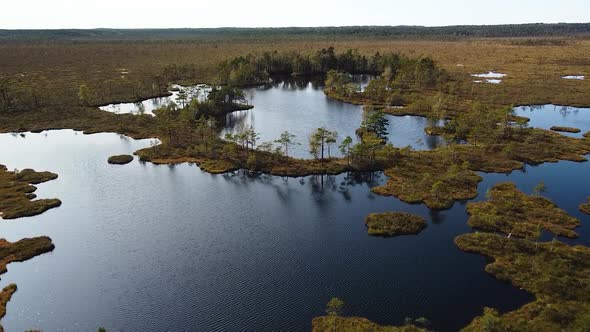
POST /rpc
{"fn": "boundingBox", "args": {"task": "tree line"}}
[2,24,589,41]
[217,48,447,87]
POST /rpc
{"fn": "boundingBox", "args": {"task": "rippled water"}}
[0,130,532,332]
[1,105,589,332]
[514,104,590,138]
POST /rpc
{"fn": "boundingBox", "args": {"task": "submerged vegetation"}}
[467,182,580,239]
[365,212,426,237]
[0,164,61,219]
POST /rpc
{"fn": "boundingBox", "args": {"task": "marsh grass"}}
[456,233,590,331]
[0,284,17,332]
[312,316,427,332]
[0,165,61,219]
[365,212,426,237]
[467,182,580,239]
[550,126,581,133]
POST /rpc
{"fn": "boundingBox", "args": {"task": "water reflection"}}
[223,77,446,158]
[0,130,536,332]
[514,104,590,138]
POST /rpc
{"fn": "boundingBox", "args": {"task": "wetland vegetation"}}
[107,154,134,165]
[365,212,427,237]
[467,182,580,239]
[1,25,590,331]
[0,165,61,219]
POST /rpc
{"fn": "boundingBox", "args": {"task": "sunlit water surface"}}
[0,104,589,331]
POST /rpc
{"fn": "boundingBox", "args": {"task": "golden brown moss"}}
[467,182,580,239]
[0,165,61,219]
[365,212,426,237]
[372,150,482,210]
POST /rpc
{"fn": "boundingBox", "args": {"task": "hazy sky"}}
[1,0,588,29]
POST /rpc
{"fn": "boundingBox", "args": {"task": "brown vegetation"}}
[365,212,426,237]
[456,233,590,331]
[372,150,482,209]
[0,164,61,219]
[312,316,427,332]
[467,182,580,239]
[550,126,581,133]
[0,284,17,332]
[580,197,590,215]
[0,237,55,275]
[107,154,134,165]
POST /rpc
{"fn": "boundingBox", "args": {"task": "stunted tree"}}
[309,127,338,161]
[274,131,299,158]
[177,89,188,108]
[326,130,338,158]
[339,136,353,167]
[360,109,389,141]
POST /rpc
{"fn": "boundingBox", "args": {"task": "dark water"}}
[0,130,530,332]
[514,104,590,138]
[0,104,589,332]
[222,78,445,158]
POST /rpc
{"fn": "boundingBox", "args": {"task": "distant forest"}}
[1,23,590,41]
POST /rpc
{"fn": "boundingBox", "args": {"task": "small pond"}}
[221,77,446,158]
[99,77,446,158]
[514,104,590,138]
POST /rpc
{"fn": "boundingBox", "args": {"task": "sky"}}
[1,0,589,29]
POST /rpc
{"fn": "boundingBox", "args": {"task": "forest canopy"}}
[1,23,590,41]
